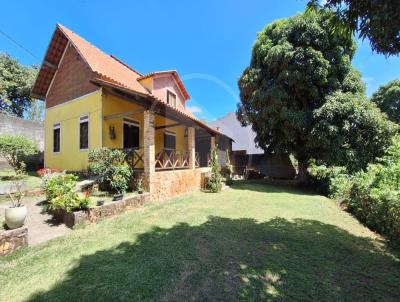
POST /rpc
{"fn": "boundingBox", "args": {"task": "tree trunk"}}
[297,160,309,185]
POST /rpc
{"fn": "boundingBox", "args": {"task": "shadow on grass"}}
[28,217,400,302]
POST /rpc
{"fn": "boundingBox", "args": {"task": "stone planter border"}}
[54,193,151,228]
[0,226,28,256]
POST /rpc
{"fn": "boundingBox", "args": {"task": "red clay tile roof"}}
[32,24,230,138]
[57,24,149,95]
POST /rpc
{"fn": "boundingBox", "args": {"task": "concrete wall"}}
[0,113,44,170]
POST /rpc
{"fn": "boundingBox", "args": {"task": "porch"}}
[99,85,220,198]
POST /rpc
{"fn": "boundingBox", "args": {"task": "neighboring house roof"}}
[208,112,264,154]
[138,70,190,100]
[31,24,230,139]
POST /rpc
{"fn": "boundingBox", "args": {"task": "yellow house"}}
[31,24,232,199]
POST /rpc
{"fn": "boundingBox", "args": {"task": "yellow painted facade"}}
[45,89,190,171]
[44,91,102,171]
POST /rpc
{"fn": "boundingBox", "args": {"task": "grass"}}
[1,181,399,301]
[0,170,41,191]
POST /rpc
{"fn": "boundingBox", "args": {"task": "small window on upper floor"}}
[167,90,177,108]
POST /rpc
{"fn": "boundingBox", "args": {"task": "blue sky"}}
[1,0,399,121]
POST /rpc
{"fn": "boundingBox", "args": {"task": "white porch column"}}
[188,127,195,169]
[143,110,155,191]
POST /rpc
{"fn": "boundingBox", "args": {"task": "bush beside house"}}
[329,136,400,240]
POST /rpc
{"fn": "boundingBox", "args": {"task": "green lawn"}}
[0,170,41,190]
[1,181,399,301]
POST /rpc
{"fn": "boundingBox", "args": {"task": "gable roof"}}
[31,24,148,99]
[138,70,190,100]
[31,24,232,139]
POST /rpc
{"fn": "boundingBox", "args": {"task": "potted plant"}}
[5,168,27,229]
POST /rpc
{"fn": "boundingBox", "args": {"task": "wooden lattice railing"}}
[123,148,200,170]
[155,149,200,170]
[123,147,144,169]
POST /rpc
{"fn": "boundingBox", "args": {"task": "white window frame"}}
[79,114,90,151]
[53,122,61,154]
[166,89,177,108]
[122,118,141,149]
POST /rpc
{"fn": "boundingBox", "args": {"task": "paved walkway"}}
[0,196,70,245]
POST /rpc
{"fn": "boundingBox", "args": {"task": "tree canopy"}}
[312,91,397,172]
[237,10,395,182]
[308,0,400,56]
[371,80,400,124]
[0,53,38,117]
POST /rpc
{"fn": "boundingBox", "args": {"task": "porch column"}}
[188,127,195,169]
[143,110,155,191]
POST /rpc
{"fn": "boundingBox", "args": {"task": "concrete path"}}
[0,196,70,246]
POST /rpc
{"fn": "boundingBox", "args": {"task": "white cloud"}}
[187,105,203,114]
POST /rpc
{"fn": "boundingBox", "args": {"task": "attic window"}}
[167,90,177,108]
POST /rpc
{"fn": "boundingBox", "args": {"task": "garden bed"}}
[0,226,28,256]
[54,192,150,228]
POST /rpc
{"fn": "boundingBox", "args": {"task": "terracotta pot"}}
[5,206,27,229]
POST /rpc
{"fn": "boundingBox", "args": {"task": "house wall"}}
[102,92,145,150]
[44,91,102,171]
[152,75,186,111]
[46,44,98,109]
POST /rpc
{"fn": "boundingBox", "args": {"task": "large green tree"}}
[371,80,400,124]
[312,91,397,172]
[237,11,393,182]
[0,53,38,117]
[308,0,400,56]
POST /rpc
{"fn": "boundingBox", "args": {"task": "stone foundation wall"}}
[61,193,151,228]
[150,168,210,201]
[0,227,28,256]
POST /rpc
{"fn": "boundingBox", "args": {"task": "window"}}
[164,131,176,150]
[53,123,61,153]
[79,115,89,150]
[167,90,177,108]
[123,119,140,149]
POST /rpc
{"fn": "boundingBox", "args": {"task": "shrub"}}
[308,163,347,195]
[221,150,233,185]
[44,174,91,212]
[48,191,92,213]
[109,164,132,194]
[88,148,132,193]
[345,136,400,240]
[206,146,222,193]
[0,135,38,171]
[329,173,354,202]
[44,174,77,201]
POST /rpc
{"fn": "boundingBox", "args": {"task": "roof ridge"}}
[110,55,143,76]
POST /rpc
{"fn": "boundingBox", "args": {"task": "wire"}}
[0,28,40,62]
